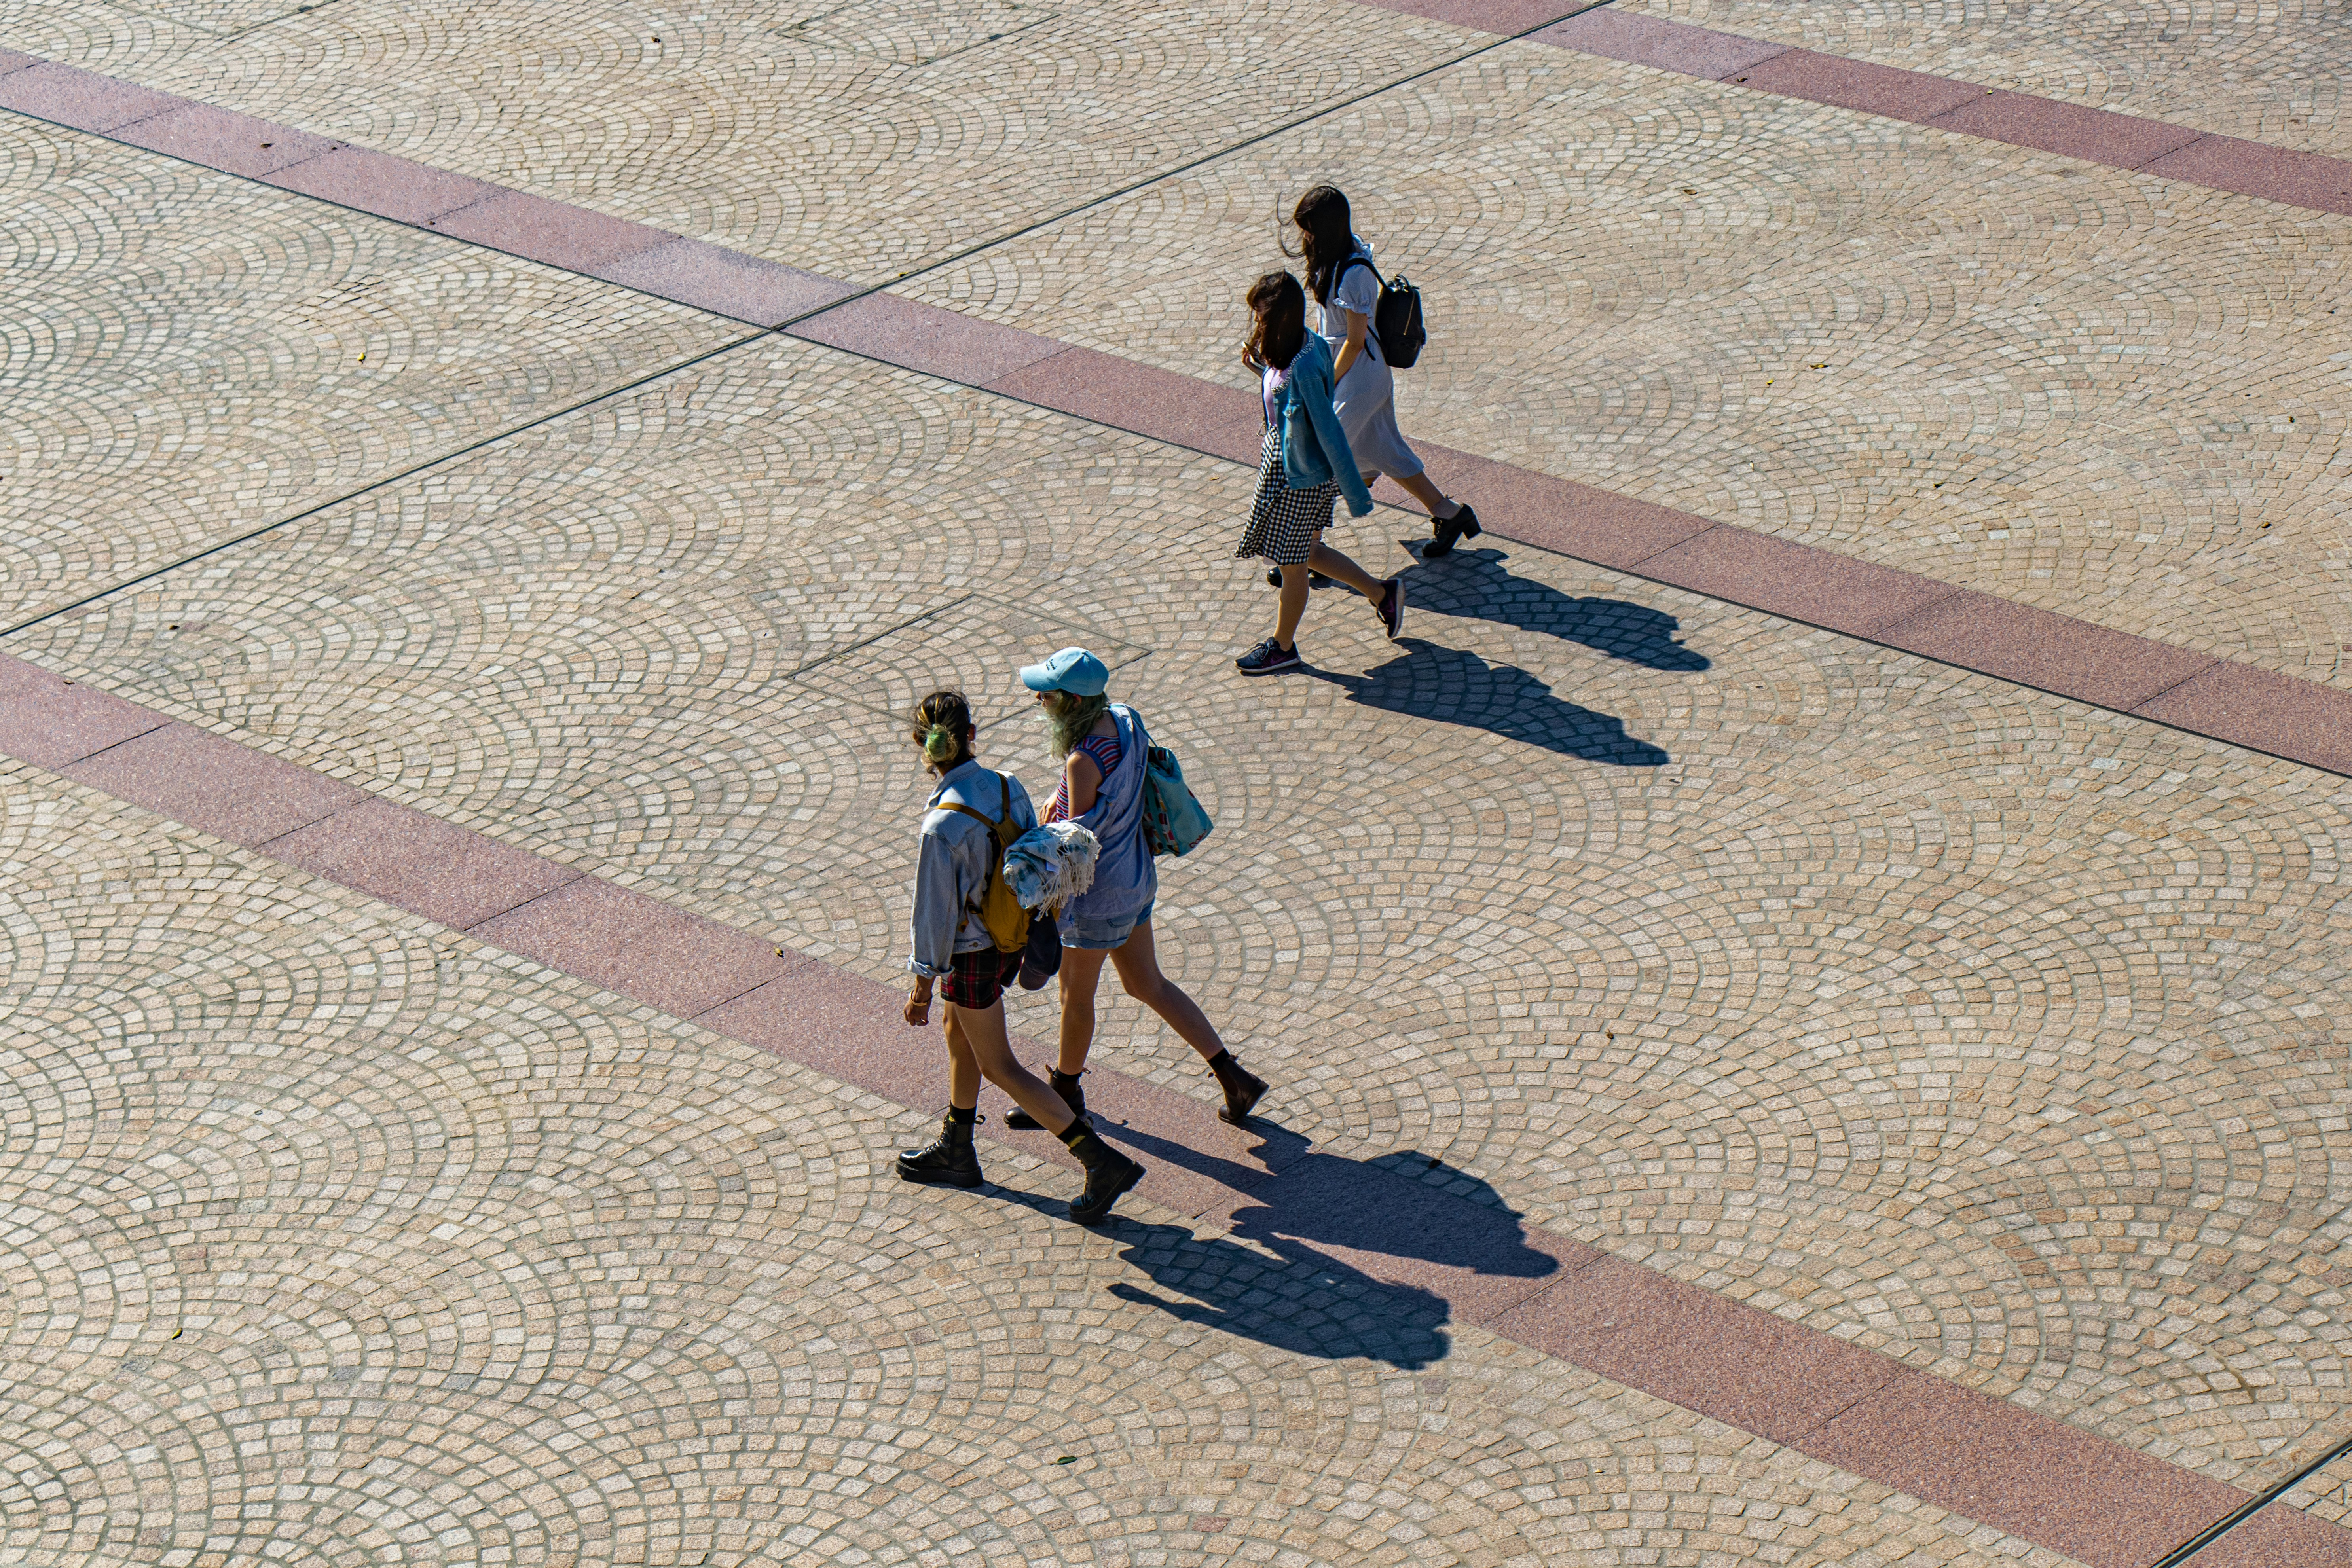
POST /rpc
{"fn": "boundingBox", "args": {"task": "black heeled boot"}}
[897,1108,983,1189]
[1206,1049,1267,1125]
[1061,1117,1143,1224]
[1005,1069,1085,1131]
[1423,502,1482,559]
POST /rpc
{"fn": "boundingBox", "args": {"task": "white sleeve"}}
[1334,260,1381,321]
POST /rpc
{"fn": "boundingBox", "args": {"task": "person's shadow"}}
[1408,546,1710,672]
[1309,642,1670,766]
[1002,1122,1561,1372]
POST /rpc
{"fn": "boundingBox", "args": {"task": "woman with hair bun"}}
[898,688,1145,1225]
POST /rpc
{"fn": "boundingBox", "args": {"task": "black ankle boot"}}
[897,1109,983,1189]
[1007,1070,1085,1131]
[1060,1116,1143,1225]
[1423,502,1481,559]
[1207,1050,1267,1126]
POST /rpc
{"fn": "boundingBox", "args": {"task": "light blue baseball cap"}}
[1019,647,1110,696]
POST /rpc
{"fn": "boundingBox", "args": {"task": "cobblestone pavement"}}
[0,757,2084,1568]
[903,42,2352,688]
[1614,0,2352,159]
[8,0,2352,1561]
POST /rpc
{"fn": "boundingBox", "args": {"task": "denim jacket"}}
[1273,334,1375,518]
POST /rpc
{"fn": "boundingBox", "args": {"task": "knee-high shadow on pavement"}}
[1407,546,1710,671]
[1009,1122,1563,1373]
[1309,641,1671,765]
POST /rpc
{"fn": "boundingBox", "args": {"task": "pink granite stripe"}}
[2186,1504,2352,1567]
[115,103,340,179]
[61,721,366,843]
[1801,1370,2248,1568]
[263,145,502,226]
[1529,11,2352,214]
[1874,591,2219,713]
[788,293,1073,385]
[589,238,857,326]
[0,59,179,132]
[2145,135,2352,216]
[2131,662,2352,777]
[0,657,2330,1565]
[0,47,38,75]
[984,345,1265,466]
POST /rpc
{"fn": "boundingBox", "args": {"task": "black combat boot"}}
[1005,1069,1085,1131]
[896,1107,983,1189]
[1206,1049,1267,1126]
[1060,1116,1143,1225]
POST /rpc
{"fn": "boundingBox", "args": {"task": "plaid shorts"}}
[941,945,1023,1010]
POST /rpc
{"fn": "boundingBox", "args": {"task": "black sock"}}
[1206,1049,1233,1069]
[946,1105,977,1126]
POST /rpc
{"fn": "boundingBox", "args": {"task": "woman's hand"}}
[1333,308,1369,385]
[903,984,933,1027]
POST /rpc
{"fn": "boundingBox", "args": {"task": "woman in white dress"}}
[1286,185,1481,559]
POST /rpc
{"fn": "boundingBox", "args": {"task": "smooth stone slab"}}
[0,61,179,133]
[790,293,1073,386]
[117,103,341,180]
[987,345,1263,466]
[0,656,168,770]
[2145,134,2352,216]
[1639,523,1961,636]
[264,797,582,930]
[590,238,855,326]
[265,146,503,226]
[427,189,675,275]
[1874,590,2219,712]
[1802,1369,2249,1568]
[470,876,798,1018]
[1929,91,2204,169]
[2133,661,2352,776]
[1731,48,1986,123]
[63,723,366,846]
[1534,9,1789,80]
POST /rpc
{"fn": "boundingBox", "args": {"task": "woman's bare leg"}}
[1307,538,1389,603]
[1056,946,1112,1076]
[952,999,1075,1133]
[1275,562,1312,648]
[941,1009,983,1109]
[1106,922,1224,1062]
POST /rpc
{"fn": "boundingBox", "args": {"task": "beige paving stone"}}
[17,336,2352,1492]
[2285,1447,2352,1527]
[901,41,2352,686]
[0,113,742,626]
[0,756,2088,1567]
[0,0,1497,283]
[1615,0,2352,160]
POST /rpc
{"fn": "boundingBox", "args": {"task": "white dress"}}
[1315,240,1424,482]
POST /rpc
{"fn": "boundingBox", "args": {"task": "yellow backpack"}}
[933,772,1030,954]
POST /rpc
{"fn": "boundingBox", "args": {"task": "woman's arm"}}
[1332,308,1369,385]
[1063,751,1104,820]
[906,827,963,982]
[1295,349,1375,517]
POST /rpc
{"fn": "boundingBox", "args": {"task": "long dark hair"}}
[1243,271,1307,372]
[910,690,976,775]
[1285,184,1354,306]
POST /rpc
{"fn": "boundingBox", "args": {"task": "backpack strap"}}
[929,774,1019,914]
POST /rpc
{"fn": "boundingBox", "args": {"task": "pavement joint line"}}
[11,39,2352,775]
[0,642,2333,1568]
[1525,9,2352,216]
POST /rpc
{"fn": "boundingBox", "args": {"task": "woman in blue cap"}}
[1003,648,1271,1131]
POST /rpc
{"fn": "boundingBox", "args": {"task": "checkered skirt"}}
[1233,424,1339,567]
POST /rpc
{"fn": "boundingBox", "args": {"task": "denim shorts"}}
[1060,899,1153,952]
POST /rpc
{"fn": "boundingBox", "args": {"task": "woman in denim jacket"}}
[1233,271,1404,677]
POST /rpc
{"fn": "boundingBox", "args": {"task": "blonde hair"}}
[1040,690,1112,760]
[910,690,976,774]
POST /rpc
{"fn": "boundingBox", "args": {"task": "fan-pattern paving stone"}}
[0,0,1504,283]
[901,42,2352,690]
[18,335,2352,1498]
[1612,0,2352,160]
[0,112,740,626]
[0,755,2090,1568]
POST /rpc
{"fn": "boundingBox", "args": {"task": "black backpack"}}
[1339,255,1427,370]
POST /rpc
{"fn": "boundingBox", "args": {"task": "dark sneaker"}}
[896,1112,983,1189]
[1068,1148,1144,1225]
[1423,502,1481,559]
[1235,638,1303,676]
[1376,577,1406,640]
